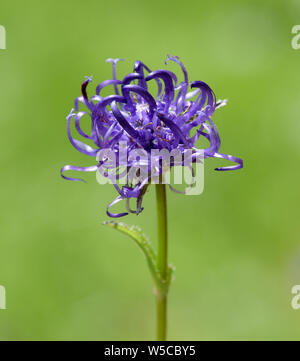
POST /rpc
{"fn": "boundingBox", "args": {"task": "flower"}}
[61,55,243,217]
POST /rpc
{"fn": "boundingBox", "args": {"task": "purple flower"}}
[61,56,243,217]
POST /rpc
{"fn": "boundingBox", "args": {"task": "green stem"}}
[155,183,168,341]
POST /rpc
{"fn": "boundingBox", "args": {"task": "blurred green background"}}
[0,0,300,341]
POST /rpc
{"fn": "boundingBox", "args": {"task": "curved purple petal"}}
[111,101,140,140]
[132,61,163,98]
[165,55,188,85]
[96,79,122,96]
[156,112,190,147]
[67,113,98,156]
[134,61,148,89]
[61,165,98,182]
[191,81,216,110]
[94,94,125,116]
[74,111,93,140]
[213,153,243,171]
[146,70,176,111]
[107,196,128,218]
[81,77,94,111]
[122,72,143,86]
[122,84,157,119]
[106,58,124,95]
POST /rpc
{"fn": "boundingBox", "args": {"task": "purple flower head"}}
[61,56,243,217]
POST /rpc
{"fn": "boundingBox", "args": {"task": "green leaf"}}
[103,221,159,284]
[103,221,174,294]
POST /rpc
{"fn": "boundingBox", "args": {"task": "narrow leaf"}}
[103,221,160,283]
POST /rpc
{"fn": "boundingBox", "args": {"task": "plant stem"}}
[155,183,168,341]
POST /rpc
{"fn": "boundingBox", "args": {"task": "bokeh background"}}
[0,0,300,340]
